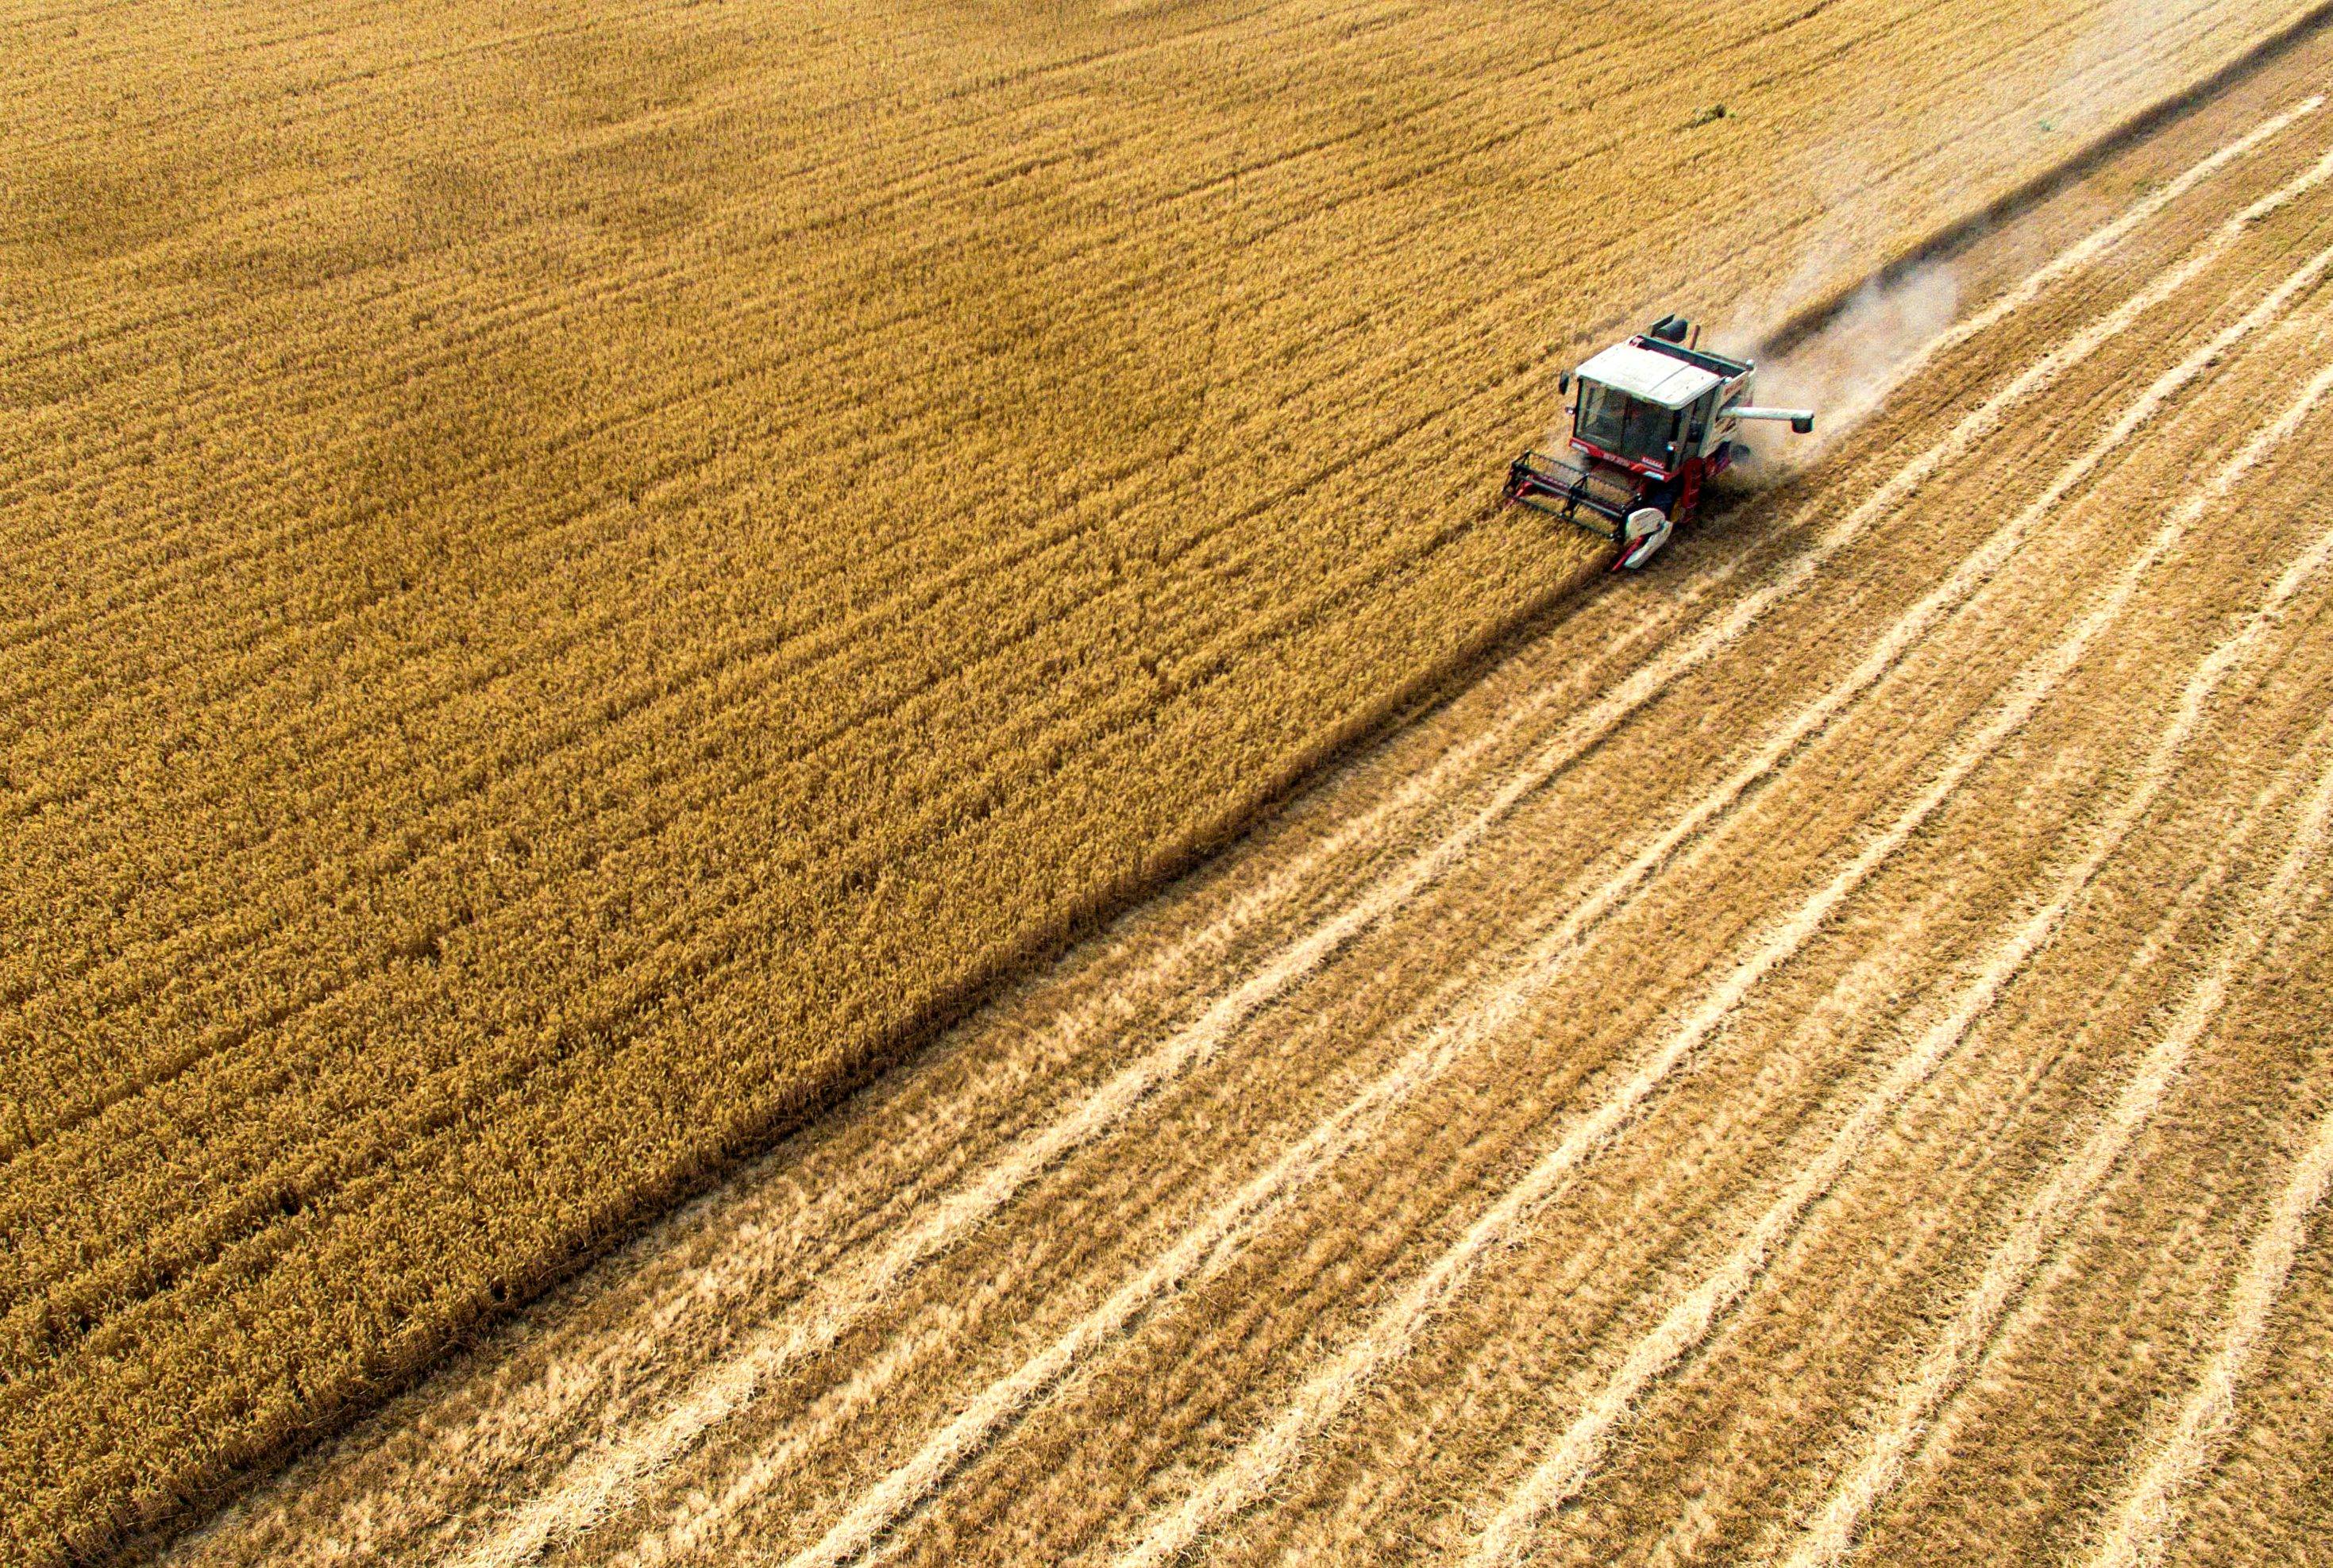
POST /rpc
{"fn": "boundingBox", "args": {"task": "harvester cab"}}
[1503,315,1815,570]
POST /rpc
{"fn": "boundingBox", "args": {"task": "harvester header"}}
[1504,314,1814,569]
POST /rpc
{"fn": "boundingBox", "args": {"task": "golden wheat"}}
[4,0,2323,1560]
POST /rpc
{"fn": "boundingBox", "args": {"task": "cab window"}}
[1575,383,1682,466]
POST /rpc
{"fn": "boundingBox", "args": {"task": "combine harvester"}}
[1505,315,1816,569]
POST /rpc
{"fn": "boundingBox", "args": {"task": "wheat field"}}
[156,45,2333,1565]
[6,0,2331,1561]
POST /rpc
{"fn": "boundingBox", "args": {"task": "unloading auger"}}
[1504,315,1815,570]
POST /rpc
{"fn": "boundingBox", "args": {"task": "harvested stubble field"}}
[6,0,2333,1562]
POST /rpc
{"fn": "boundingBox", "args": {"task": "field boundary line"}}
[1649,700,2314,1568]
[441,611,1622,1568]
[1460,344,2333,1568]
[1113,233,2333,1568]
[1772,365,2333,1568]
[416,96,2332,1568]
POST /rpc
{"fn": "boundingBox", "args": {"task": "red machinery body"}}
[1504,315,1813,570]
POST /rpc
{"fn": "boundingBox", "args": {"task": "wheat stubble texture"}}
[6,0,2327,1561]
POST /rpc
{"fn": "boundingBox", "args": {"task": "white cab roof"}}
[1575,342,1722,409]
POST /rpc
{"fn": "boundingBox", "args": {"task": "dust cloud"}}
[1704,0,2190,471]
[1741,259,1965,464]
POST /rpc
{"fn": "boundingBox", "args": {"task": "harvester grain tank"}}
[1503,315,1815,569]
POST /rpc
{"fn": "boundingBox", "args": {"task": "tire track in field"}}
[1286,552,2333,1568]
[1772,363,2333,1568]
[1459,351,2333,1568]
[1110,237,2333,1568]
[1626,694,2323,1568]
[437,136,2298,1568]
[762,957,1510,1568]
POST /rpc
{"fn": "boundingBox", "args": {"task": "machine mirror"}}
[1558,372,1571,395]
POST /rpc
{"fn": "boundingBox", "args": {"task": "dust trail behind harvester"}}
[1738,261,1964,460]
[1714,79,2323,473]
[1706,0,2323,474]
